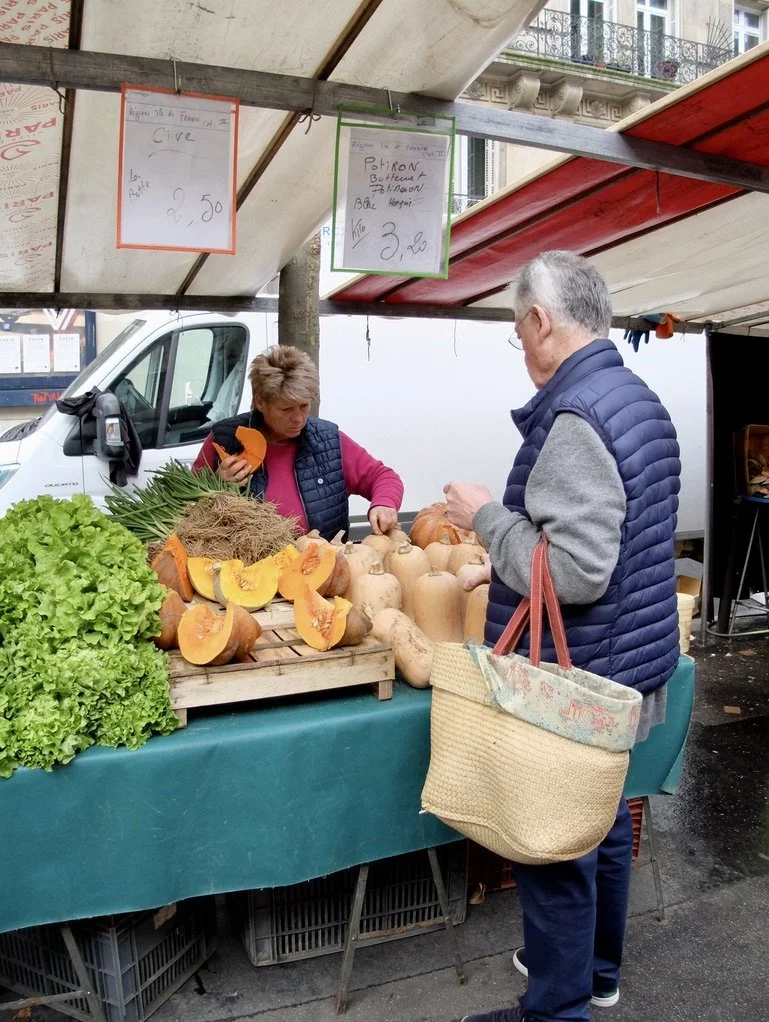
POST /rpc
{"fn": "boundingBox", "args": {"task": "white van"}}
[0,310,707,535]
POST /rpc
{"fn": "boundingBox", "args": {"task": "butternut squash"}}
[455,556,488,619]
[386,528,411,547]
[463,583,490,643]
[384,542,431,620]
[151,533,194,602]
[362,533,395,559]
[424,534,455,571]
[413,568,463,642]
[154,589,187,650]
[214,556,279,611]
[278,542,337,601]
[366,606,434,689]
[341,542,381,581]
[295,529,332,552]
[447,533,486,574]
[348,561,402,615]
[177,602,261,666]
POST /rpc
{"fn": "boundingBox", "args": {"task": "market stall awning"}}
[330,43,769,333]
[0,0,548,303]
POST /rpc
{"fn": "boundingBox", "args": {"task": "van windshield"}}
[36,318,148,430]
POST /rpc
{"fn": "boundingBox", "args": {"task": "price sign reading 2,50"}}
[166,189,225,227]
[379,223,429,263]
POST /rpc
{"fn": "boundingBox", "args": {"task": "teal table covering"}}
[0,684,458,934]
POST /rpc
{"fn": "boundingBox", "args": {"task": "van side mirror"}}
[93,392,125,462]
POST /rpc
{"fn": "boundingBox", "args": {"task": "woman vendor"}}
[193,344,403,540]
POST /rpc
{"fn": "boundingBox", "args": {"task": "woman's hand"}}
[443,481,494,531]
[369,505,399,535]
[460,554,492,591]
[217,455,251,485]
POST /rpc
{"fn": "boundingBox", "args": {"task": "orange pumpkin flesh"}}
[154,589,187,650]
[212,427,267,471]
[278,542,337,601]
[214,556,280,610]
[187,557,217,601]
[151,533,194,602]
[294,584,349,651]
[177,602,261,666]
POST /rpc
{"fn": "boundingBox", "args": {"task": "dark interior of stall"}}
[708,331,769,631]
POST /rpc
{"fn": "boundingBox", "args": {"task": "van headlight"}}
[0,465,19,489]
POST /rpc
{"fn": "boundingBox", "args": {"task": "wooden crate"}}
[168,600,394,724]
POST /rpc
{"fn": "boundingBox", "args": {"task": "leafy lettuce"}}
[0,495,179,777]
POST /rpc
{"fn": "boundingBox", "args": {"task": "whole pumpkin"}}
[409,502,471,550]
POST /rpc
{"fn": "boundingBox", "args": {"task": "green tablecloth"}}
[0,684,458,934]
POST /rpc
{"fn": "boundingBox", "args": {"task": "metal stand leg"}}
[60,924,106,1022]
[643,797,666,923]
[728,506,760,634]
[427,846,466,984]
[335,863,369,1015]
[0,926,106,1022]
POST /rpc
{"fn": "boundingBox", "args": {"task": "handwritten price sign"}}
[333,119,453,277]
[117,86,238,254]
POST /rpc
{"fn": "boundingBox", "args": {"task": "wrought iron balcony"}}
[451,193,486,215]
[508,10,732,86]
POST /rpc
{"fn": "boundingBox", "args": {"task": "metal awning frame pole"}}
[1,42,769,195]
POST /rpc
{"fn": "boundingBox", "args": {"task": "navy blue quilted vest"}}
[485,339,681,695]
[211,412,349,541]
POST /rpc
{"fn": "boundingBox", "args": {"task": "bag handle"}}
[491,534,573,669]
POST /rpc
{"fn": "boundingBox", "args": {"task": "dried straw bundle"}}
[175,492,298,564]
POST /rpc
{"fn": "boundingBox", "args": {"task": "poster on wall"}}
[117,86,239,254]
[0,310,95,408]
[331,106,455,278]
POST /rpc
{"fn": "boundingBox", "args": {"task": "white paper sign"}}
[337,126,451,275]
[0,334,21,374]
[53,333,81,373]
[118,88,238,253]
[22,333,51,373]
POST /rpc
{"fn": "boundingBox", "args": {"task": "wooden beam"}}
[0,292,516,321]
[2,42,769,194]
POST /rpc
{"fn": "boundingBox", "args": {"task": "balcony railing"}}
[451,193,486,215]
[508,11,732,86]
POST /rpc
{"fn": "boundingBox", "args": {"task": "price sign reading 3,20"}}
[339,125,452,276]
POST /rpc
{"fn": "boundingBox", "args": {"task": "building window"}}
[454,137,499,213]
[570,0,605,64]
[636,0,669,76]
[734,6,763,54]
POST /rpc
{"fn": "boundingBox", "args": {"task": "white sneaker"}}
[512,947,620,1008]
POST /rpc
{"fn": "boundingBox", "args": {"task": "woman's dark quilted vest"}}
[211,411,349,541]
[485,339,681,695]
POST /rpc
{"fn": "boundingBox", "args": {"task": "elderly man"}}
[445,251,680,1022]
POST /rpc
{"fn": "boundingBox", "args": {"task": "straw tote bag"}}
[421,535,642,865]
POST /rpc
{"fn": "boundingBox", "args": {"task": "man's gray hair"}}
[514,251,613,338]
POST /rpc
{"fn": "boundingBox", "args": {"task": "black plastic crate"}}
[0,899,216,1022]
[231,842,467,966]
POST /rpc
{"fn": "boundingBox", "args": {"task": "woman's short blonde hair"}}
[249,345,320,406]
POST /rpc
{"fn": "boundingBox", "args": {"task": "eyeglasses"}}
[508,307,532,350]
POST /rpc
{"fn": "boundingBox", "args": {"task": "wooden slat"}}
[169,636,394,710]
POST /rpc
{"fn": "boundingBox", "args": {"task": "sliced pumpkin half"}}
[177,602,261,666]
[213,556,279,611]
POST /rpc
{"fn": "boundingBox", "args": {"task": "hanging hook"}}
[47,47,67,114]
[172,58,181,95]
[297,81,320,134]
